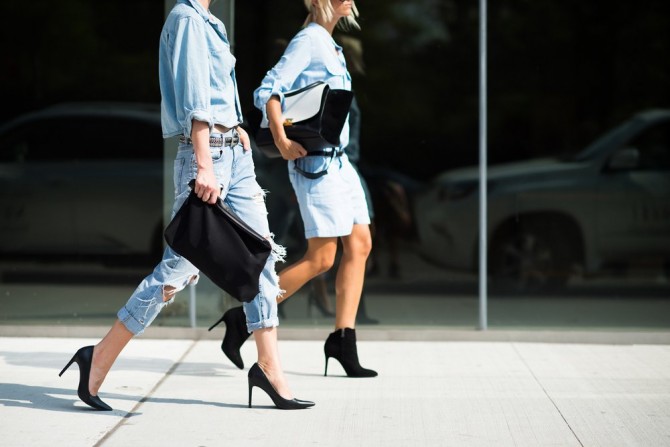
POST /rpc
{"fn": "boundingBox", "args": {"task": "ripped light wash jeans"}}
[117,135,284,335]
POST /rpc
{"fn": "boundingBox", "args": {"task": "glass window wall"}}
[485,1,670,329]
[1,0,667,332]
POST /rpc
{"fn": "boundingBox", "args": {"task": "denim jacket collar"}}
[179,0,229,41]
[180,0,211,23]
[305,22,342,51]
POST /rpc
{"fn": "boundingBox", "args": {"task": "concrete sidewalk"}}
[1,335,669,447]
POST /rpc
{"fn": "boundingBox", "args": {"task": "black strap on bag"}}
[292,148,344,179]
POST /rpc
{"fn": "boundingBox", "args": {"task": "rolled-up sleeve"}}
[172,17,212,137]
[253,33,312,113]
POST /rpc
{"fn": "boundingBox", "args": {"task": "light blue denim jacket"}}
[253,23,352,148]
[159,0,242,138]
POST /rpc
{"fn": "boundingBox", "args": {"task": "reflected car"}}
[413,109,670,291]
[0,103,165,265]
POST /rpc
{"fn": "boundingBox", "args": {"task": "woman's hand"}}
[276,136,307,161]
[266,96,307,160]
[194,168,220,204]
[191,120,220,204]
[237,126,251,151]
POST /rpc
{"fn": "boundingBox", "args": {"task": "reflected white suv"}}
[0,103,164,265]
[413,109,670,291]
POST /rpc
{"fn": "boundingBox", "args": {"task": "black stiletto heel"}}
[59,345,112,411]
[247,363,314,410]
[248,381,253,408]
[208,306,250,369]
[208,314,225,331]
[324,328,378,378]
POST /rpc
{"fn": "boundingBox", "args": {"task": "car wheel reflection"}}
[489,220,572,292]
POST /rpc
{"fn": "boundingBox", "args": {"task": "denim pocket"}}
[190,149,224,171]
[211,148,224,161]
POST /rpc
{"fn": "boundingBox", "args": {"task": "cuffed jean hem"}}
[245,316,280,333]
[117,306,147,336]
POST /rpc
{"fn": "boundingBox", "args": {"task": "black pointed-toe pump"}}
[59,345,112,411]
[208,306,250,369]
[248,363,315,410]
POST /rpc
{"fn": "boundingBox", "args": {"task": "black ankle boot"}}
[208,306,250,369]
[324,328,377,378]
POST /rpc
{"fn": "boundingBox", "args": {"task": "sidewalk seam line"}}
[92,339,199,447]
[512,343,585,447]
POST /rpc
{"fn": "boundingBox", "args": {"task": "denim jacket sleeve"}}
[172,17,213,137]
[253,32,312,114]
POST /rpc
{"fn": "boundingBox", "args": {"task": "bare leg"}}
[277,237,338,304]
[253,327,292,398]
[323,225,376,378]
[88,282,184,395]
[89,319,133,395]
[335,224,372,329]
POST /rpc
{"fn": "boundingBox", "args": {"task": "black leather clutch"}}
[164,184,272,302]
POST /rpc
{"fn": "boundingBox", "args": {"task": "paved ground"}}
[1,335,669,447]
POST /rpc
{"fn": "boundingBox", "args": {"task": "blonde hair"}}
[303,0,360,31]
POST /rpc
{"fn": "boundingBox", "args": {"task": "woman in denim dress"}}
[213,0,377,378]
[59,0,314,411]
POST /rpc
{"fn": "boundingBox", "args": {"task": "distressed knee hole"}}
[253,190,268,208]
[266,233,286,264]
[162,286,177,302]
[162,274,198,302]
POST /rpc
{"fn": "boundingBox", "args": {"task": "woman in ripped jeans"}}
[58,0,313,411]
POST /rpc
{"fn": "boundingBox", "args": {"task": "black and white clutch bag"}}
[254,81,354,158]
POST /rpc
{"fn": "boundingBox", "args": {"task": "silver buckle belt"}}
[179,133,240,147]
